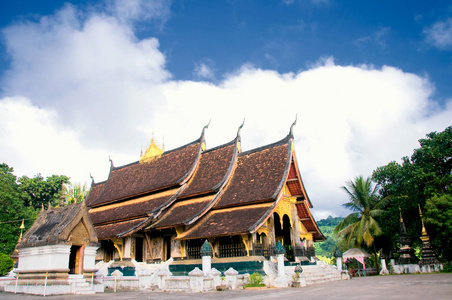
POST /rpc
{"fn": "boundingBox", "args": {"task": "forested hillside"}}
[314,216,344,257]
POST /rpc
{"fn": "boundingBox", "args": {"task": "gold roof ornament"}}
[418,204,428,238]
[19,219,25,242]
[140,134,165,164]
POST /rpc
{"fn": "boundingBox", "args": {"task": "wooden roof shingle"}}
[213,137,291,209]
[177,203,274,240]
[89,140,202,207]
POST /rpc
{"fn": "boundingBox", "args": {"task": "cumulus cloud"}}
[1,3,170,151]
[1,1,451,219]
[0,96,132,183]
[424,17,452,49]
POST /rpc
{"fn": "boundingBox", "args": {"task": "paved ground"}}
[1,273,451,299]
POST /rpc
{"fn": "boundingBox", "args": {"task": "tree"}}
[0,252,13,276]
[423,194,452,261]
[1,163,70,255]
[64,183,89,205]
[373,126,452,261]
[18,174,70,210]
[335,176,389,271]
[0,164,26,254]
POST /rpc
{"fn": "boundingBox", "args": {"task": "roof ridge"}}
[203,138,235,153]
[239,133,291,157]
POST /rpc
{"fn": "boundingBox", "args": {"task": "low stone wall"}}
[101,276,141,290]
[3,281,72,296]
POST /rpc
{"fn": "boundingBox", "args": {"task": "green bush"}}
[0,252,14,276]
[441,262,452,273]
[245,272,265,287]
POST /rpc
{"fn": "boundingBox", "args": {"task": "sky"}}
[1,0,451,220]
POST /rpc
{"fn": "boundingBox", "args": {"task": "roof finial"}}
[204,119,211,131]
[47,201,51,210]
[200,119,211,139]
[418,204,427,236]
[237,118,245,137]
[19,219,25,242]
[90,172,95,185]
[289,114,297,138]
[41,203,44,211]
[109,155,114,168]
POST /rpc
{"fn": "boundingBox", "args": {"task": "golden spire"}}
[19,219,25,242]
[418,204,428,236]
[399,207,403,223]
[140,132,164,164]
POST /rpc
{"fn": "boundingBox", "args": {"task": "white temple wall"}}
[18,245,71,271]
[83,246,99,270]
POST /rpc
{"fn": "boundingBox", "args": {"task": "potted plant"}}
[292,264,303,287]
[292,272,301,287]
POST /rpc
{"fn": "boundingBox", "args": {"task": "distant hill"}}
[314,216,344,257]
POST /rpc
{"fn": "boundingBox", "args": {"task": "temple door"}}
[69,245,82,274]
[164,236,171,261]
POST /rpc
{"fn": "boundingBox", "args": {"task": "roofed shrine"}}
[86,121,324,267]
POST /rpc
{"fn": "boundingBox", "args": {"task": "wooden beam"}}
[299,218,311,221]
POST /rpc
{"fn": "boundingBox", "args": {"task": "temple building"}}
[86,122,324,271]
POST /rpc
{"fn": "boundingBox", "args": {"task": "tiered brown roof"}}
[89,189,178,225]
[86,123,324,242]
[214,137,291,209]
[178,140,236,198]
[178,203,274,240]
[95,218,149,240]
[178,135,292,239]
[151,195,215,229]
[296,200,325,241]
[150,137,239,230]
[89,140,202,207]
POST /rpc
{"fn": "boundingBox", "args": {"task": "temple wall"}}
[150,237,163,260]
[171,236,182,258]
[18,245,71,272]
[83,246,99,271]
[69,221,90,245]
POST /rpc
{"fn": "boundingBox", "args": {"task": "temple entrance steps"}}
[68,274,95,294]
[300,261,342,285]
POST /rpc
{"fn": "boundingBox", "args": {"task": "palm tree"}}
[335,176,389,271]
[64,183,89,205]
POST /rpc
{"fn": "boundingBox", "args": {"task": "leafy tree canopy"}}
[372,126,452,261]
[0,163,71,255]
[18,173,69,210]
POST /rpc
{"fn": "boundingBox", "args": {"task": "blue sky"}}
[1,0,451,218]
[2,1,451,100]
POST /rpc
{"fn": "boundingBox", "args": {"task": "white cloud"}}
[424,18,452,49]
[193,61,216,80]
[0,96,132,184]
[1,2,452,220]
[107,0,171,24]
[354,27,390,50]
[2,4,170,151]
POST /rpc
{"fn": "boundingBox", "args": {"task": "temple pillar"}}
[334,249,343,270]
[123,237,132,260]
[267,215,276,252]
